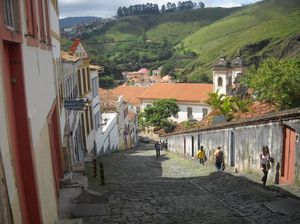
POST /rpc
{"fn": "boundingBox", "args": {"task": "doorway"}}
[2,42,42,224]
[191,136,194,157]
[281,126,296,184]
[184,137,186,155]
[230,130,235,167]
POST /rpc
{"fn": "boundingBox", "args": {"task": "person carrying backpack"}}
[214,146,224,171]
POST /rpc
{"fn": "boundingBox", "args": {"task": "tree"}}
[99,76,116,89]
[244,58,300,110]
[140,99,179,130]
[161,4,166,13]
[205,92,252,121]
[117,7,123,17]
[161,62,175,76]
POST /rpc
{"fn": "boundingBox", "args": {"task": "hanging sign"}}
[64,98,88,110]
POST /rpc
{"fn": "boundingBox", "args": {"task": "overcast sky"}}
[59,0,260,18]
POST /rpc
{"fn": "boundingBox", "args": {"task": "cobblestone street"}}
[83,143,300,224]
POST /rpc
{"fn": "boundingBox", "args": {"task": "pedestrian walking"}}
[165,140,168,150]
[260,146,274,185]
[214,146,224,171]
[197,146,206,166]
[155,142,161,159]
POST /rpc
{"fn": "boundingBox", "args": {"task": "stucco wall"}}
[162,118,300,185]
[22,46,56,147]
[98,113,119,154]
[33,121,58,224]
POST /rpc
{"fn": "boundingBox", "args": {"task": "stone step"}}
[55,218,82,224]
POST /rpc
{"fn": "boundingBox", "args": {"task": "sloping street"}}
[82,142,300,224]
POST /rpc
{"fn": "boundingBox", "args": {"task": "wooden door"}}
[191,136,194,157]
[281,127,296,184]
[0,151,13,224]
[184,137,186,155]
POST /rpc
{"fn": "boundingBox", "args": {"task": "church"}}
[213,57,245,96]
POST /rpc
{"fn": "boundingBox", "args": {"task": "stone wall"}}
[161,110,300,185]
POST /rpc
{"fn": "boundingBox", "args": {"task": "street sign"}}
[64,98,87,110]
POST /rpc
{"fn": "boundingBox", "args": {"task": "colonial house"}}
[111,85,148,114]
[139,83,213,123]
[98,88,120,154]
[90,65,104,155]
[61,51,85,170]
[99,88,139,151]
[0,0,63,223]
[213,57,244,95]
[68,39,95,155]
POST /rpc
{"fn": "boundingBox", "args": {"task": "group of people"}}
[154,140,168,158]
[155,140,274,185]
[196,145,224,171]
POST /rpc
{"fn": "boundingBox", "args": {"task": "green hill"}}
[70,0,300,82]
[85,7,239,44]
[178,0,300,80]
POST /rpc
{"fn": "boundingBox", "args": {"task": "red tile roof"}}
[69,38,81,53]
[139,83,213,103]
[111,86,148,105]
[98,88,118,112]
[61,51,80,62]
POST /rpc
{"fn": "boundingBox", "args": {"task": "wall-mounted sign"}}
[64,98,88,110]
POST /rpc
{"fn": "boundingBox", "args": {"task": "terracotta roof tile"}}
[61,51,80,62]
[139,83,213,103]
[69,38,81,53]
[99,88,118,112]
[111,86,148,105]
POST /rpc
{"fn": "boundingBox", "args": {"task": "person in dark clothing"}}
[155,142,161,158]
[214,146,224,171]
[260,146,273,185]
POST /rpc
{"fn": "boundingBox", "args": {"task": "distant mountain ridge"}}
[62,0,300,82]
[60,16,102,29]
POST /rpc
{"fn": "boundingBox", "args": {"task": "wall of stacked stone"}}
[161,109,300,185]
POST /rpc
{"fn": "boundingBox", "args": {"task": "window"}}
[85,109,90,135]
[4,0,14,28]
[77,70,82,96]
[87,68,91,91]
[218,77,223,87]
[89,106,94,131]
[25,0,38,45]
[82,68,87,94]
[92,77,98,97]
[1,0,22,42]
[3,0,20,31]
[202,108,208,117]
[124,107,128,119]
[187,107,193,120]
[94,111,100,131]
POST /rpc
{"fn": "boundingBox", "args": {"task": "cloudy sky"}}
[59,0,260,18]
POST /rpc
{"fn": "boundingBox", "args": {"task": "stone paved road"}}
[84,143,300,224]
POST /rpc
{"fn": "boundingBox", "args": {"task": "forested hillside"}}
[62,0,300,82]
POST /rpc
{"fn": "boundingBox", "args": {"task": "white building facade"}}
[213,57,244,95]
[0,0,63,223]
